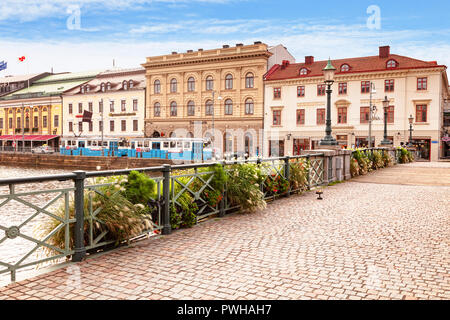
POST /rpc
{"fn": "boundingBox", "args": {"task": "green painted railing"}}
[0,154,325,283]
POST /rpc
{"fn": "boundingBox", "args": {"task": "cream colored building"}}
[62,68,146,140]
[264,46,450,161]
[142,42,292,157]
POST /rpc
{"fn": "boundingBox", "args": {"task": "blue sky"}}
[0,0,449,75]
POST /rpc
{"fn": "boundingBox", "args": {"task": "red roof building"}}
[263,46,449,161]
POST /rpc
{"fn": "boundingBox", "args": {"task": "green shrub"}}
[372,150,384,170]
[36,183,153,258]
[289,159,308,192]
[121,171,157,206]
[227,163,266,212]
[350,158,360,177]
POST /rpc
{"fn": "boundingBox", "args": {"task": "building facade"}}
[0,71,99,149]
[142,42,284,157]
[62,68,146,141]
[264,46,449,161]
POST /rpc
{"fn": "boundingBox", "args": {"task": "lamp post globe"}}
[319,58,338,146]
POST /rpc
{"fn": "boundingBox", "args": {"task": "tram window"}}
[177,142,182,148]
[184,142,190,149]
[92,141,97,147]
[138,141,143,147]
[170,141,176,148]
[144,141,149,148]
[163,142,169,149]
[103,142,108,147]
[87,141,92,147]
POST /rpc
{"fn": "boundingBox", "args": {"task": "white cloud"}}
[0,0,234,22]
[0,21,448,77]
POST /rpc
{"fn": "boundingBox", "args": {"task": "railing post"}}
[306,155,311,190]
[219,161,226,217]
[162,164,172,235]
[72,170,86,262]
[284,156,291,196]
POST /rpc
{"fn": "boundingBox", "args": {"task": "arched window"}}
[225,74,233,90]
[187,100,195,116]
[206,76,214,91]
[86,85,90,93]
[205,100,213,116]
[80,86,85,94]
[170,79,177,93]
[245,98,254,115]
[340,64,350,72]
[106,82,111,91]
[129,80,134,88]
[170,101,177,116]
[101,83,105,92]
[154,102,161,117]
[224,99,233,115]
[187,132,194,138]
[169,132,176,138]
[154,80,161,94]
[387,60,398,68]
[123,80,128,90]
[187,77,195,92]
[245,73,254,88]
[299,68,308,76]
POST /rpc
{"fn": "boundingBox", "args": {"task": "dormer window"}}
[86,86,90,93]
[387,60,398,68]
[340,64,350,72]
[123,80,128,90]
[299,68,308,76]
[129,80,133,88]
[80,86,85,94]
[106,82,111,91]
[101,83,105,92]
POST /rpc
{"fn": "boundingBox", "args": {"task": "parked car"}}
[31,146,54,154]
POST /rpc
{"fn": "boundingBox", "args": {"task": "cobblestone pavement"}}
[0,164,449,300]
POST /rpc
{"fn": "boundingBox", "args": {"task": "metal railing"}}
[0,154,324,283]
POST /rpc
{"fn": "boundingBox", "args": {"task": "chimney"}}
[198,48,203,51]
[236,43,244,47]
[171,51,177,55]
[281,60,290,69]
[223,45,230,48]
[187,50,193,53]
[379,46,390,58]
[305,56,314,65]
[254,41,262,45]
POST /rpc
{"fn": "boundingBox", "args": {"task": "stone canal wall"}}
[0,153,172,171]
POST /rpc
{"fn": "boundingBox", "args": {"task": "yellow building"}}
[0,71,99,149]
[142,42,280,157]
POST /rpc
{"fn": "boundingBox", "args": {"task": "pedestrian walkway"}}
[1,163,449,300]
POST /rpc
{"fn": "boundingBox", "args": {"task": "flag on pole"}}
[0,61,6,71]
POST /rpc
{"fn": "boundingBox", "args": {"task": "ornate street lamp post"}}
[320,58,338,146]
[380,96,392,145]
[408,115,414,147]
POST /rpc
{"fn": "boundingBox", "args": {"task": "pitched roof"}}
[0,73,43,84]
[264,54,446,81]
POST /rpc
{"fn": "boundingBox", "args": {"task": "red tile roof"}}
[264,54,446,81]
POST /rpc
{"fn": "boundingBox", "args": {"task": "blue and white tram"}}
[60,137,213,161]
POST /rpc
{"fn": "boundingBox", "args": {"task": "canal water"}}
[0,166,72,285]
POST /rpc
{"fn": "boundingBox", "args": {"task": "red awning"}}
[0,135,59,141]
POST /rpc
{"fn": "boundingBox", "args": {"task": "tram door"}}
[109,141,118,155]
[192,142,203,161]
